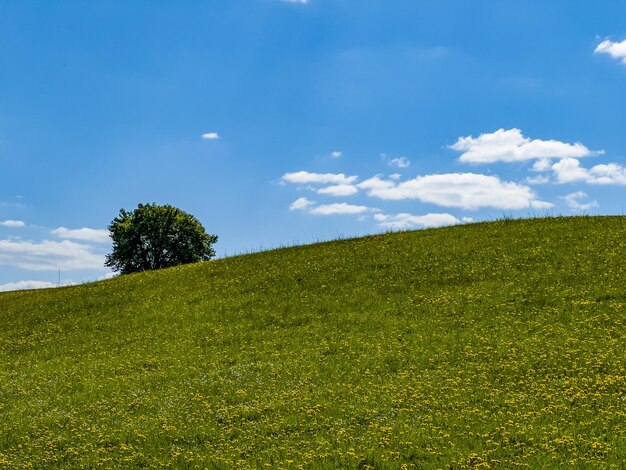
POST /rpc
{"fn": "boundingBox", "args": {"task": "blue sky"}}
[1,0,626,290]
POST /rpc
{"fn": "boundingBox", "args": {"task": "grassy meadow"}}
[2,216,626,468]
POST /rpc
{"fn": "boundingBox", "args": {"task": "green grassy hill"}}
[2,217,626,468]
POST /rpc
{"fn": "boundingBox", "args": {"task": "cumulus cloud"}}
[201,132,220,140]
[561,191,598,211]
[450,128,601,164]
[330,151,343,158]
[317,184,358,196]
[52,227,111,244]
[550,158,590,183]
[588,163,626,184]
[374,212,460,229]
[0,239,105,271]
[0,279,77,292]
[281,171,357,185]
[595,39,626,64]
[309,203,370,216]
[289,197,316,211]
[388,156,411,168]
[551,158,626,185]
[0,220,25,228]
[361,172,545,210]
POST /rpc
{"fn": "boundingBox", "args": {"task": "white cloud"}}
[330,151,343,158]
[595,39,626,64]
[356,175,395,191]
[362,172,541,210]
[375,212,461,229]
[551,158,590,183]
[0,220,25,228]
[317,184,358,196]
[282,0,309,3]
[0,280,58,292]
[526,159,552,184]
[98,272,117,281]
[530,200,554,210]
[281,171,358,185]
[0,239,105,271]
[388,156,411,168]
[289,197,316,211]
[532,158,552,172]
[201,132,220,140]
[389,173,402,180]
[551,158,626,185]
[450,128,601,164]
[0,202,26,208]
[0,279,77,292]
[561,191,598,212]
[52,227,110,244]
[526,175,550,185]
[589,164,626,184]
[310,203,370,216]
[289,197,371,216]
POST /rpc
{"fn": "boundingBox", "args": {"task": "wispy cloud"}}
[450,128,601,164]
[289,197,371,216]
[52,227,111,244]
[330,151,343,158]
[561,191,598,212]
[317,184,358,196]
[0,201,27,208]
[0,220,25,228]
[388,156,410,168]
[289,197,316,211]
[309,203,370,216]
[526,174,550,185]
[201,132,220,140]
[356,175,395,191]
[595,39,626,64]
[281,171,358,185]
[281,0,309,3]
[374,212,460,229]
[530,200,554,210]
[0,279,76,292]
[0,239,105,270]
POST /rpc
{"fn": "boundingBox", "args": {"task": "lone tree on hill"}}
[105,203,218,274]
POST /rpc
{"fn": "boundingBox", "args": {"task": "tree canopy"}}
[105,203,217,274]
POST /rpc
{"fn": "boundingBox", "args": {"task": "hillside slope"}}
[2,217,626,468]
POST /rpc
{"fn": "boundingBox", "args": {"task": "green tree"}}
[105,203,218,274]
